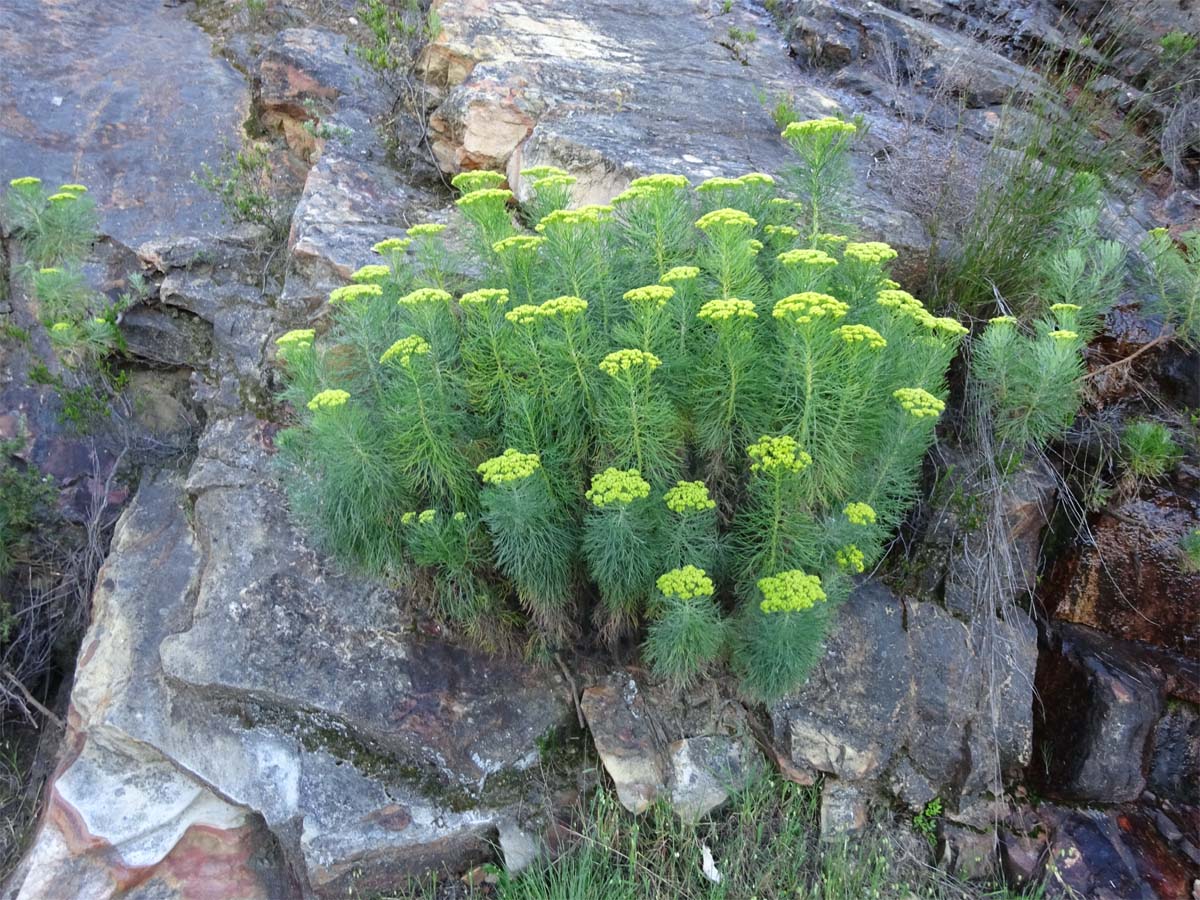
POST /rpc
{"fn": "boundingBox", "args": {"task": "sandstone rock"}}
[668,736,763,825]
[819,780,869,839]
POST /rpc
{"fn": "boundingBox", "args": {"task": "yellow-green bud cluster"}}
[758,569,826,613]
[629,173,688,191]
[1050,329,1079,342]
[505,304,542,326]
[451,171,507,193]
[380,335,431,367]
[599,348,661,376]
[586,467,651,507]
[455,188,513,209]
[697,176,742,193]
[894,387,945,419]
[764,224,800,240]
[535,205,612,231]
[660,266,700,284]
[843,241,898,265]
[492,234,546,255]
[59,184,88,194]
[520,165,569,181]
[477,448,541,484]
[663,480,715,514]
[837,323,887,349]
[408,223,446,237]
[748,239,764,255]
[539,295,588,318]
[1050,303,1081,314]
[48,192,77,203]
[418,509,437,525]
[50,321,73,334]
[926,316,969,338]
[623,284,674,309]
[9,177,41,188]
[401,511,416,525]
[275,329,315,360]
[399,287,452,307]
[738,172,775,186]
[656,565,714,600]
[989,315,1017,326]
[773,292,849,325]
[695,208,757,231]
[876,289,927,320]
[460,288,510,306]
[782,117,857,141]
[373,237,412,255]
[844,502,877,526]
[698,298,757,322]
[531,173,576,191]
[350,264,390,284]
[747,434,812,475]
[307,389,350,412]
[836,544,866,573]
[329,284,383,305]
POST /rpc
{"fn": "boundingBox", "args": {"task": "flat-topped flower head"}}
[492,234,546,255]
[777,248,837,268]
[927,316,968,338]
[451,170,506,193]
[880,278,901,290]
[695,208,757,231]
[275,329,315,360]
[894,387,945,419]
[520,165,569,181]
[453,511,466,522]
[400,511,416,526]
[380,335,431,367]
[1049,329,1079,342]
[764,224,800,240]
[697,176,743,193]
[989,315,1017,326]
[773,292,849,325]
[350,264,390,284]
[1050,303,1081,314]
[758,569,826,613]
[50,321,73,334]
[748,239,763,256]
[9,177,41,188]
[505,304,543,326]
[657,565,714,600]
[48,192,77,203]
[836,544,866,573]
[418,509,437,525]
[531,173,576,191]
[586,467,651,507]
[697,298,757,322]
[843,502,876,526]
[843,241,898,265]
[538,295,588,318]
[58,183,88,194]
[477,448,541,485]
[738,172,775,186]
[663,480,716,514]
[329,283,383,305]
[307,389,350,412]
[628,173,689,192]
[623,284,674,309]
[599,348,662,377]
[837,323,887,349]
[876,289,925,313]
[399,287,452,307]
[747,434,812,475]
[407,223,446,237]
[460,287,510,306]
[455,187,513,209]
[372,237,412,255]
[782,117,857,141]
[661,265,700,284]
[38,267,62,276]
[535,205,612,231]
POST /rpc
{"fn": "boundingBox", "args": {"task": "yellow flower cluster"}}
[408,223,446,237]
[586,467,651,507]
[520,165,568,181]
[350,264,390,283]
[697,176,742,192]
[1050,303,1081,314]
[773,292,849,325]
[456,188,513,209]
[764,224,800,240]
[893,387,945,419]
[656,565,715,600]
[876,289,926,317]
[926,316,969,338]
[989,315,1017,326]
[50,321,72,333]
[531,174,576,191]
[698,298,758,321]
[9,177,40,188]
[492,235,546,255]
[307,389,350,412]
[459,287,510,306]
[758,569,826,613]
[843,241,898,265]
[373,237,412,255]
[48,192,78,203]
[329,284,383,305]
[695,208,757,231]
[505,304,542,326]
[837,323,887,349]
[399,287,452,306]
[836,544,866,573]
[739,172,775,186]
[748,239,764,255]
[59,184,88,194]
[661,265,700,283]
[782,117,857,141]
[613,174,690,203]
[599,348,662,376]
[539,295,588,318]
[663,480,716,514]
[843,502,877,526]
[401,511,416,525]
[37,267,61,276]
[535,205,613,231]
[380,335,431,367]
[1050,329,1079,341]
[880,278,900,289]
[747,434,812,475]
[477,448,541,484]
[451,171,506,193]
[623,284,674,309]
[418,509,437,525]
[275,328,315,359]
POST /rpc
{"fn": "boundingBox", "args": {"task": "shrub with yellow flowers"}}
[273,126,969,697]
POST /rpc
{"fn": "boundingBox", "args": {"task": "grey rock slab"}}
[668,735,764,824]
[0,0,249,248]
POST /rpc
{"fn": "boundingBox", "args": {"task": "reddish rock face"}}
[1046,491,1200,656]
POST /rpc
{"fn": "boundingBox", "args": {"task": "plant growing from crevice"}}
[193,144,292,245]
[1120,420,1180,483]
[274,124,964,700]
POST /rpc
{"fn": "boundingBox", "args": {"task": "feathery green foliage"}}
[1120,420,1180,482]
[274,126,963,698]
[1141,228,1200,350]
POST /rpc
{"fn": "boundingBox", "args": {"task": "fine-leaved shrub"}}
[1120,420,1180,482]
[274,119,964,700]
[1141,227,1200,350]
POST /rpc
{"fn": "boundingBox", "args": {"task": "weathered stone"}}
[819,781,869,839]
[940,824,999,881]
[1035,623,1164,803]
[118,305,213,370]
[580,676,668,814]
[1149,701,1200,805]
[668,735,763,824]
